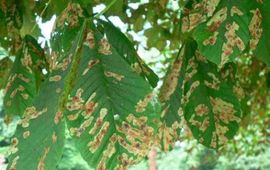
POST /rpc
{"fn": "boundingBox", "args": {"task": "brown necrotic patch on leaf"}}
[82,59,100,76]
[204,73,221,90]
[38,147,50,170]
[220,22,245,68]
[89,108,108,135]
[18,73,30,83]
[206,7,227,32]
[54,111,63,125]
[230,6,244,16]
[189,115,209,132]
[203,32,219,46]
[23,131,30,139]
[97,135,117,170]
[160,48,185,102]
[88,121,110,153]
[21,50,33,73]
[104,71,124,81]
[116,120,154,156]
[182,80,200,104]
[10,156,19,170]
[195,104,209,116]
[10,137,19,154]
[131,63,142,74]
[210,97,241,124]
[84,30,95,49]
[56,3,83,28]
[49,75,62,82]
[98,38,112,55]
[249,8,263,50]
[52,132,57,144]
[135,93,153,112]
[19,107,48,128]
[156,121,181,152]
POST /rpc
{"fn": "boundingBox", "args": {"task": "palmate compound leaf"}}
[4,35,46,117]
[158,41,242,150]
[64,20,160,169]
[7,3,87,170]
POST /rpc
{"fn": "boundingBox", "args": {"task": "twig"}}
[31,0,52,34]
[94,0,118,18]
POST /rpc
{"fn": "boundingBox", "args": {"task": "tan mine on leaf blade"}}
[88,121,110,152]
[131,62,142,74]
[160,47,185,102]
[49,75,62,82]
[105,71,125,81]
[230,6,244,16]
[23,131,30,139]
[38,147,50,170]
[82,59,100,75]
[157,123,180,151]
[203,32,219,45]
[21,51,32,73]
[206,7,227,32]
[195,104,209,116]
[98,38,112,55]
[10,156,19,170]
[54,111,63,124]
[181,0,220,32]
[52,132,57,144]
[220,22,245,68]
[20,107,48,128]
[204,73,221,90]
[85,30,95,49]
[10,138,19,154]
[56,3,83,28]
[208,97,241,147]
[249,9,262,50]
[135,93,153,112]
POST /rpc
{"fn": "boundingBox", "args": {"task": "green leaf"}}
[0,57,12,89]
[192,0,250,68]
[0,0,23,54]
[7,3,87,169]
[158,41,242,150]
[99,20,159,88]
[157,43,194,151]
[182,42,242,149]
[64,20,160,169]
[4,35,46,117]
[248,1,270,66]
